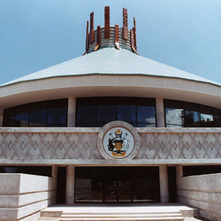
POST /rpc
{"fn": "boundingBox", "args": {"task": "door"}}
[104,167,132,203]
[75,167,160,203]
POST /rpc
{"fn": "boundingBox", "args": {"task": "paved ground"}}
[39,204,211,221]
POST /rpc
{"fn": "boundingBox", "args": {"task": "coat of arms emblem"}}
[102,126,135,159]
[107,129,129,157]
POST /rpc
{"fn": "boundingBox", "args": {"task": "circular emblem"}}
[103,127,134,158]
[97,121,140,160]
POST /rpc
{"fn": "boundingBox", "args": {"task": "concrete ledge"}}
[0,174,56,221]
[177,173,221,221]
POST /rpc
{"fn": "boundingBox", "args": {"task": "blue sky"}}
[1,0,221,85]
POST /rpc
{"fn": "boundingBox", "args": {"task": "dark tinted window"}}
[184,102,200,127]
[76,97,156,127]
[137,98,156,127]
[3,108,15,126]
[117,97,136,125]
[164,99,221,127]
[97,98,116,126]
[47,100,68,126]
[14,104,29,127]
[200,105,214,127]
[76,98,97,127]
[214,109,221,126]
[29,102,47,127]
[3,99,68,127]
[164,100,184,127]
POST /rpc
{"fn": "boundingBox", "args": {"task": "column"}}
[67,97,76,127]
[51,165,58,204]
[66,165,75,204]
[0,109,3,127]
[159,165,169,203]
[176,165,183,181]
[156,98,165,127]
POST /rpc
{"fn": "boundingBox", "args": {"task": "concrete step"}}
[60,212,184,221]
[39,204,200,221]
[37,218,60,221]
[60,218,184,221]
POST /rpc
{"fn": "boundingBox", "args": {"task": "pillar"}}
[51,165,58,204]
[52,165,58,189]
[66,165,75,204]
[156,98,165,127]
[67,97,76,127]
[176,165,183,182]
[159,165,169,203]
[0,109,3,127]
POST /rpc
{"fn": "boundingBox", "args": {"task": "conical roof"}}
[1,48,219,87]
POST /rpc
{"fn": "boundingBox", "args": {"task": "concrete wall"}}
[177,173,221,221]
[0,173,56,221]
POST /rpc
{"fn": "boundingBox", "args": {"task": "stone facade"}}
[0,127,221,165]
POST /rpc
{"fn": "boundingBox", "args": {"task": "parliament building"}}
[0,6,221,221]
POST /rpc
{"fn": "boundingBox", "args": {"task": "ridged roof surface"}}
[1,48,220,87]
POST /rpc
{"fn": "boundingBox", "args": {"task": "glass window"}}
[76,98,97,127]
[3,99,68,127]
[97,98,116,127]
[137,98,156,125]
[117,98,136,125]
[214,108,221,126]
[29,102,47,127]
[200,105,214,127]
[75,167,103,202]
[164,100,184,127]
[3,108,15,126]
[47,99,68,127]
[184,102,200,127]
[14,104,29,127]
[164,99,221,127]
[76,97,156,127]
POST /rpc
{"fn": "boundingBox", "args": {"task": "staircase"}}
[59,210,184,221]
[38,204,199,221]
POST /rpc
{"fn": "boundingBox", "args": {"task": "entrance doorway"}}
[104,167,132,202]
[75,167,160,203]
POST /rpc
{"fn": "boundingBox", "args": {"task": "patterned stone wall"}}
[0,128,221,164]
[136,130,221,159]
[0,129,102,161]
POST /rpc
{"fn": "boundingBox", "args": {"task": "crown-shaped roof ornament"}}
[84,6,138,55]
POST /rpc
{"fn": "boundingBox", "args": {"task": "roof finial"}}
[105,6,110,38]
[84,6,138,55]
[90,12,94,43]
[123,8,128,40]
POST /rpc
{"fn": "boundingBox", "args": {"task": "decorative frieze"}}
[0,128,221,164]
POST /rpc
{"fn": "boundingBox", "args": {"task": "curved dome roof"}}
[1,48,220,87]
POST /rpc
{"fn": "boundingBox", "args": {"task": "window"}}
[29,102,47,127]
[3,99,68,127]
[76,97,156,127]
[164,99,221,127]
[47,99,68,127]
[213,109,221,126]
[14,104,29,127]
[164,100,184,127]
[184,102,200,127]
